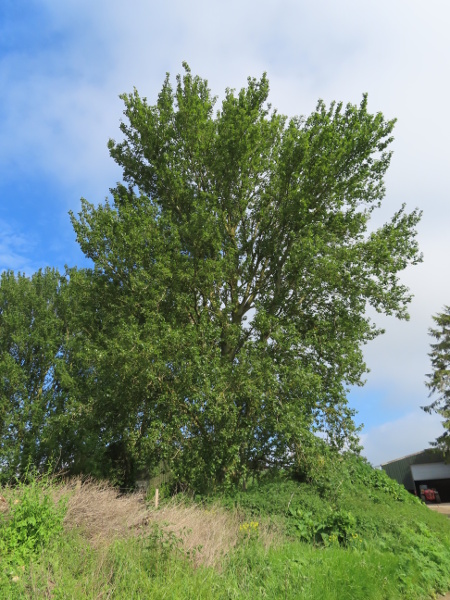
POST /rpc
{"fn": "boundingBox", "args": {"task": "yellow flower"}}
[239,521,259,533]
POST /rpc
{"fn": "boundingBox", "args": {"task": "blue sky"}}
[1,0,449,465]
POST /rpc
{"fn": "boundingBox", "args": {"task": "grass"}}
[1,457,450,598]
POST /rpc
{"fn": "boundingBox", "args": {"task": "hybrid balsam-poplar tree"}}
[71,64,422,489]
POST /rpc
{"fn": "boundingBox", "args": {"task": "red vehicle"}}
[420,487,441,503]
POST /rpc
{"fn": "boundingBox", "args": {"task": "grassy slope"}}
[1,457,450,599]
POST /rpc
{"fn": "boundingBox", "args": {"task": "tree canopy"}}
[0,65,422,489]
[0,269,65,479]
[424,306,450,451]
[68,64,422,489]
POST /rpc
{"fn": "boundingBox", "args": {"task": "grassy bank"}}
[1,457,450,599]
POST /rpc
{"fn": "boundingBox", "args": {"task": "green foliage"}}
[424,305,450,451]
[287,506,358,546]
[287,508,318,541]
[0,65,423,489]
[68,63,421,489]
[216,455,450,597]
[0,269,68,481]
[0,474,66,568]
[347,456,421,502]
[292,436,355,505]
[143,522,190,573]
[217,474,305,516]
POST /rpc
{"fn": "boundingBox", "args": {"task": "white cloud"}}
[360,410,445,466]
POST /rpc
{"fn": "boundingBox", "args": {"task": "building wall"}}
[381,449,445,493]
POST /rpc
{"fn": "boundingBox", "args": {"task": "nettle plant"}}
[287,506,358,547]
[0,474,67,566]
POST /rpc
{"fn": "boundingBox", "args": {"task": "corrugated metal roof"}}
[380,450,430,467]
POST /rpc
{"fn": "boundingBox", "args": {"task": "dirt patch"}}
[427,503,450,517]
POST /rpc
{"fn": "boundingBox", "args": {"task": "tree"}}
[424,306,450,451]
[70,64,422,490]
[0,269,66,480]
[59,264,178,487]
[0,266,137,484]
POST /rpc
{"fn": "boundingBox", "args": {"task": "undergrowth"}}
[0,455,450,599]
[0,472,67,592]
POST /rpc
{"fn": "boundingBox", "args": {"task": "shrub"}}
[287,507,358,546]
[0,474,67,567]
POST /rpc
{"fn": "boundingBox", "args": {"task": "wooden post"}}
[155,488,159,509]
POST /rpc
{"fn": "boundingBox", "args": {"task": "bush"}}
[287,506,358,546]
[0,474,67,567]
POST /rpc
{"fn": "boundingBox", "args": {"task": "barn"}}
[380,449,450,501]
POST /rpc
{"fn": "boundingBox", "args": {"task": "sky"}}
[1,0,449,466]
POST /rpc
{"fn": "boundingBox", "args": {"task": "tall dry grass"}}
[56,477,149,547]
[53,478,276,567]
[146,497,245,567]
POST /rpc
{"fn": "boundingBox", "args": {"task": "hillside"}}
[1,456,450,599]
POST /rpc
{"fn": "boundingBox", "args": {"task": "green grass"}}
[6,531,447,599]
[2,456,450,599]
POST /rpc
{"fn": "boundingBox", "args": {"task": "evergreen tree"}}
[424,306,450,450]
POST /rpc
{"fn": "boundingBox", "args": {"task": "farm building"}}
[380,449,450,501]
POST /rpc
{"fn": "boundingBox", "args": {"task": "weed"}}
[0,474,66,567]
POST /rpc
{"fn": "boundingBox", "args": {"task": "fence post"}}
[155,488,159,509]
